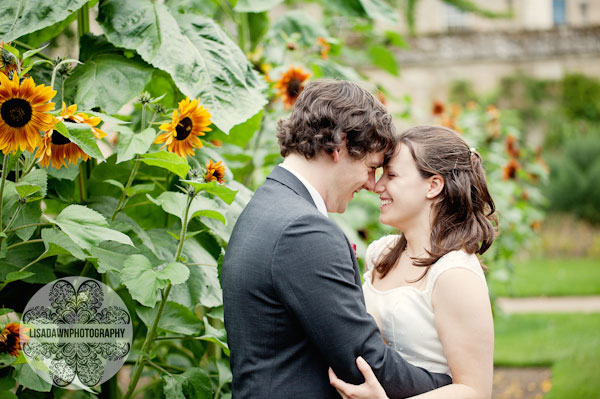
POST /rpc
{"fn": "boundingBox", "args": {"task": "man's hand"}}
[328,357,389,399]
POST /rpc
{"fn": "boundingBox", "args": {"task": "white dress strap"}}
[365,235,400,271]
[425,251,487,300]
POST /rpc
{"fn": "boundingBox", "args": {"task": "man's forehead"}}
[365,152,385,166]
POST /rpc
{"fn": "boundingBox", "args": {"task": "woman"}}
[329,125,497,399]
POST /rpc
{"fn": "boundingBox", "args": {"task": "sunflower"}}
[317,37,330,60]
[502,158,520,180]
[275,66,310,110]
[155,97,212,158]
[205,159,226,183]
[432,100,444,116]
[505,135,520,158]
[60,102,106,139]
[0,72,57,154]
[35,129,90,169]
[0,322,30,357]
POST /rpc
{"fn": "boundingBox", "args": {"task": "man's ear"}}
[426,175,444,199]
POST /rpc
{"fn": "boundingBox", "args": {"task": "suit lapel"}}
[266,166,317,209]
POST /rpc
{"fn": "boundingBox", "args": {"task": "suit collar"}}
[267,166,316,208]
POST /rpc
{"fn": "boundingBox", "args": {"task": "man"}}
[222,80,452,398]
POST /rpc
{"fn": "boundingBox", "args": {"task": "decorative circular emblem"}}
[21,277,133,389]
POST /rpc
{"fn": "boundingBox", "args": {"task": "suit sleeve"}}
[271,214,451,398]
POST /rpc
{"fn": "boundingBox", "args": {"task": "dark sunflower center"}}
[175,117,194,140]
[51,131,71,145]
[287,78,302,98]
[65,117,77,123]
[1,98,32,128]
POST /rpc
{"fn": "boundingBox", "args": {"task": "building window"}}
[444,4,469,31]
[553,0,567,26]
[580,1,589,25]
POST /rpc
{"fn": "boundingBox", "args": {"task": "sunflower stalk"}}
[0,155,10,231]
[111,157,141,221]
[3,202,24,233]
[123,191,195,399]
[0,252,44,293]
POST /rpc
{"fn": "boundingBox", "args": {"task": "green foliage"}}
[561,74,600,122]
[545,136,600,224]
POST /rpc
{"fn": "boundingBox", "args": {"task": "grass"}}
[494,313,600,399]
[490,257,600,297]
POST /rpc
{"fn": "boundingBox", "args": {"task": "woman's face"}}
[374,143,433,230]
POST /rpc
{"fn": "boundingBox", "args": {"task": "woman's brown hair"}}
[375,125,498,280]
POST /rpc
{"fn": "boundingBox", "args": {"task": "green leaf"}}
[136,301,201,335]
[248,12,269,51]
[64,52,154,114]
[311,59,362,81]
[98,1,267,133]
[47,205,134,250]
[0,308,14,317]
[233,0,283,13]
[121,254,165,307]
[22,43,49,61]
[0,0,90,42]
[148,192,226,225]
[157,262,190,285]
[268,10,329,47]
[359,0,399,23]
[40,228,87,261]
[4,271,35,283]
[14,183,41,199]
[88,242,140,274]
[63,121,104,160]
[181,181,237,205]
[116,126,156,163]
[126,183,155,197]
[139,151,190,178]
[20,168,47,199]
[12,363,52,392]
[208,110,262,148]
[199,316,229,355]
[104,179,125,191]
[143,69,183,109]
[18,12,77,48]
[163,367,212,399]
[367,45,398,76]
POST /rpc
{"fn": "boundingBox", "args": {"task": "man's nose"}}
[363,173,376,191]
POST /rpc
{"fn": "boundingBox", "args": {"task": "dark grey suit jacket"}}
[222,166,451,398]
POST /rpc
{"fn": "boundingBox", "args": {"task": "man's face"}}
[328,149,385,213]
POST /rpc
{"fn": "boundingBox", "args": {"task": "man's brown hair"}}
[276,79,396,161]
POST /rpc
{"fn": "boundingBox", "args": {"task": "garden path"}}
[496,296,600,313]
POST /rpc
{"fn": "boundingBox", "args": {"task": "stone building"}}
[369,0,600,121]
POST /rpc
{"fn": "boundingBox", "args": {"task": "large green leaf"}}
[47,205,134,250]
[121,254,166,307]
[98,0,267,133]
[207,110,262,148]
[359,0,399,23]
[12,363,52,392]
[139,151,190,178]
[233,0,283,13]
[116,127,156,163]
[268,10,329,47]
[0,0,90,42]
[163,368,212,399]
[18,12,77,48]
[367,44,398,76]
[136,301,201,335]
[64,52,154,114]
[62,121,104,160]
[181,181,237,205]
[20,169,48,199]
[40,228,87,260]
[88,242,140,274]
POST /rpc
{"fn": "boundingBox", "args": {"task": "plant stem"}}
[112,157,141,221]
[77,3,90,39]
[78,163,86,203]
[6,238,43,250]
[122,193,194,399]
[79,261,92,277]
[3,202,23,233]
[0,155,10,231]
[0,253,44,293]
[5,222,51,233]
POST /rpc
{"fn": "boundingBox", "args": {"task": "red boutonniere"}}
[351,243,358,259]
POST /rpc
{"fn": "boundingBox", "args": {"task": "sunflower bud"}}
[188,167,203,181]
[137,91,152,105]
[153,103,166,115]
[1,48,16,67]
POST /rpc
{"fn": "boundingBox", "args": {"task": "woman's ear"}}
[426,175,444,199]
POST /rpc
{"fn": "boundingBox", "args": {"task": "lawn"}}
[494,313,600,399]
[490,257,600,297]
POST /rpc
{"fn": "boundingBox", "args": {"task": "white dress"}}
[362,235,488,376]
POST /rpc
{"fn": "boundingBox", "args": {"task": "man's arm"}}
[271,214,451,398]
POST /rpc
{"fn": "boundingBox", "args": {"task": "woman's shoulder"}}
[427,250,486,289]
[365,234,400,271]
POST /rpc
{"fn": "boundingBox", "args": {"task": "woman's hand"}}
[328,356,389,399]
